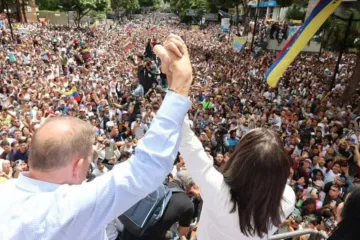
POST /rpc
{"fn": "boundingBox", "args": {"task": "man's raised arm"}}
[63,36,193,238]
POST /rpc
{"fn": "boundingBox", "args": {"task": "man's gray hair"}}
[176,170,195,189]
[29,117,95,170]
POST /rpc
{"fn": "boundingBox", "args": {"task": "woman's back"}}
[179,121,296,240]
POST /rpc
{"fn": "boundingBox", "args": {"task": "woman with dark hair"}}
[179,119,295,239]
[328,187,360,240]
[311,169,325,181]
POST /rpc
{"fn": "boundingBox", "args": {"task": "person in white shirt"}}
[178,119,295,240]
[324,161,342,184]
[0,35,193,240]
[93,160,109,177]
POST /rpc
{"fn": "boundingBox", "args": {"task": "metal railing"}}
[269,229,327,240]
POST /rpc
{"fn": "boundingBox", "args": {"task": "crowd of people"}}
[0,12,359,240]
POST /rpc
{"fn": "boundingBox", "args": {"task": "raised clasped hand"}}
[153,34,193,97]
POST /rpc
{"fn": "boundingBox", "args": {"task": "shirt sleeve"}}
[179,118,229,206]
[58,91,191,239]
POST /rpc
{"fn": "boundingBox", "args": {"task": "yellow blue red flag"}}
[123,41,133,53]
[266,0,342,88]
[179,31,186,40]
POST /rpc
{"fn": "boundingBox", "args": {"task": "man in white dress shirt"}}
[0,35,192,240]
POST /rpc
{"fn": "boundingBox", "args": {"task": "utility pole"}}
[319,20,335,57]
[330,13,360,91]
[250,0,261,51]
[2,0,14,41]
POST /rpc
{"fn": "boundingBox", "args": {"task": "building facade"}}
[248,0,289,21]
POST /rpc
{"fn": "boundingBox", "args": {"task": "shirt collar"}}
[16,172,61,193]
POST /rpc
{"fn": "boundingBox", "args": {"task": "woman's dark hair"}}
[220,128,291,237]
[328,187,360,240]
[311,169,324,180]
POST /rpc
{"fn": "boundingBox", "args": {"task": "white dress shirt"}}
[0,91,191,240]
[179,120,296,240]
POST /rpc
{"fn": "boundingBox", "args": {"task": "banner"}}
[221,18,230,33]
[265,0,343,88]
[290,19,303,24]
[233,36,247,52]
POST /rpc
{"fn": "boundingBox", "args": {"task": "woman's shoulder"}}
[281,185,296,218]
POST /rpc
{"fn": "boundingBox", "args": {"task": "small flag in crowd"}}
[179,31,186,40]
[64,88,81,102]
[232,35,247,53]
[265,0,343,88]
[123,41,133,53]
[81,48,91,59]
[90,21,98,29]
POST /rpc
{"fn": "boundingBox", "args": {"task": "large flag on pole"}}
[265,0,342,88]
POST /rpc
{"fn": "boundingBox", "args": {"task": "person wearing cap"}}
[78,107,88,121]
[0,129,14,145]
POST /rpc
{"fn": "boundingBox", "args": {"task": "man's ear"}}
[73,158,84,180]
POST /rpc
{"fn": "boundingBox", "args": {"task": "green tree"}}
[170,0,208,15]
[325,8,360,104]
[119,0,140,15]
[38,0,107,25]
[286,3,306,21]
[37,0,61,10]
[277,0,295,8]
[139,0,162,9]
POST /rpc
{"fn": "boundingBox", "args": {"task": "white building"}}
[247,0,289,21]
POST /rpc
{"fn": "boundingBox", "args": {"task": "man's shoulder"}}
[168,190,193,212]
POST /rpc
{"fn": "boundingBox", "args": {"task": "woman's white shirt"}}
[179,120,296,240]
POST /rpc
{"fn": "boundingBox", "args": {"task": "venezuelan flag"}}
[72,90,81,102]
[123,41,133,52]
[233,36,247,52]
[179,31,186,41]
[265,0,342,88]
[64,88,81,102]
[81,48,91,59]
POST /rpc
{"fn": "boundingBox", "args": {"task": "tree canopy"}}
[326,8,360,52]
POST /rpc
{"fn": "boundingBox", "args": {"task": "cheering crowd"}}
[0,13,360,240]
